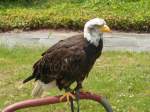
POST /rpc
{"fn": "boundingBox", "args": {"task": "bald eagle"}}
[23,18,111,99]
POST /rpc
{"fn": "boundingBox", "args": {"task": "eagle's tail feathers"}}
[23,75,35,83]
[32,81,44,97]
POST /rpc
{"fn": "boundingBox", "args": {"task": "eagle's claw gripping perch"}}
[60,92,75,102]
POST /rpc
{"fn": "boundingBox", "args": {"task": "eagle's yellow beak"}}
[100,25,111,32]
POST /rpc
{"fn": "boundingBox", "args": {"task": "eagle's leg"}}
[70,98,74,112]
[76,89,80,112]
[74,83,82,112]
[74,82,87,93]
[60,88,75,102]
[60,88,75,112]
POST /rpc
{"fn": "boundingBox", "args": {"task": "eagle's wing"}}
[33,46,86,83]
[23,34,85,84]
[23,46,86,97]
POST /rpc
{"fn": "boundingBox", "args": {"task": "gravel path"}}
[0,30,150,51]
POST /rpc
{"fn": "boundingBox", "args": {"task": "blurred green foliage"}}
[0,0,150,32]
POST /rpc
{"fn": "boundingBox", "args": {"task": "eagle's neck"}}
[84,27,103,47]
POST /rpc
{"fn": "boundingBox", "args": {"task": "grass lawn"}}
[0,0,150,32]
[0,46,149,112]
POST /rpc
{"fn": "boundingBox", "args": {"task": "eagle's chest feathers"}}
[85,38,103,59]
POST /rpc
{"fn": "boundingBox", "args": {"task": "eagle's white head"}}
[84,18,111,46]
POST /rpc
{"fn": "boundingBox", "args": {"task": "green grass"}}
[0,46,150,112]
[0,0,150,32]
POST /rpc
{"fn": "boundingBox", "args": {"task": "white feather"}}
[64,58,68,63]
[84,18,105,46]
[32,81,43,97]
[32,80,56,97]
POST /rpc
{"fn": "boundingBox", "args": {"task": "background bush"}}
[0,0,150,32]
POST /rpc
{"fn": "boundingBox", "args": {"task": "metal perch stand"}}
[3,92,113,112]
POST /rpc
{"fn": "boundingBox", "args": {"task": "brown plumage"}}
[23,18,111,97]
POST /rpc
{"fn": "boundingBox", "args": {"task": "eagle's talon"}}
[60,92,75,102]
